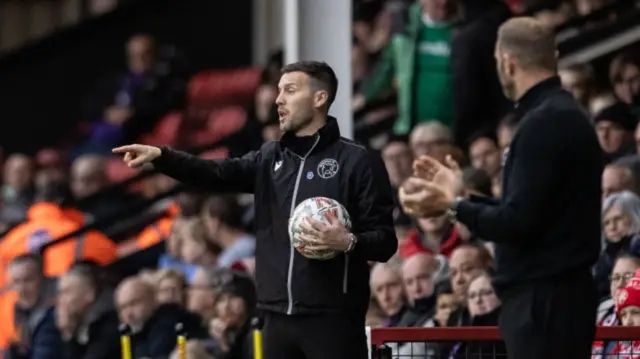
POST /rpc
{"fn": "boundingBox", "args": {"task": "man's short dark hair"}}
[10,253,44,275]
[204,195,244,230]
[281,61,339,109]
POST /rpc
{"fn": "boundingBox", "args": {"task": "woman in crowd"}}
[206,271,256,359]
[449,272,505,359]
[595,191,640,297]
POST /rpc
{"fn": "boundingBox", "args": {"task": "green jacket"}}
[361,3,423,135]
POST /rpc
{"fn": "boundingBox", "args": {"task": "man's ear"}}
[314,90,329,109]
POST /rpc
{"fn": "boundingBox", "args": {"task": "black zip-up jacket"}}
[152,117,397,317]
[456,77,603,292]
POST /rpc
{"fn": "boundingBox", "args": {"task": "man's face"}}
[371,266,404,317]
[276,72,319,134]
[9,261,42,309]
[497,125,515,153]
[71,162,105,199]
[382,142,413,187]
[469,138,501,177]
[595,120,627,154]
[610,258,639,299]
[559,69,590,105]
[188,269,216,317]
[4,155,34,191]
[157,277,185,306]
[602,166,632,199]
[449,247,484,303]
[57,275,94,318]
[402,255,435,305]
[116,282,155,333]
[127,36,155,74]
[495,47,517,101]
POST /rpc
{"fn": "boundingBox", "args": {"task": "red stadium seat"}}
[188,67,262,107]
[139,112,183,146]
[188,106,247,146]
[105,157,142,193]
[200,148,229,159]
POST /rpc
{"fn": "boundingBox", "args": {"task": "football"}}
[288,197,352,260]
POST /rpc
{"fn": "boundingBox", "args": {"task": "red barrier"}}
[370,326,640,346]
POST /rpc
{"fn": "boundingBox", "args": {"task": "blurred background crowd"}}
[1,0,640,358]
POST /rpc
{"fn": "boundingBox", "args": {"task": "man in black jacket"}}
[113,61,397,359]
[399,18,602,359]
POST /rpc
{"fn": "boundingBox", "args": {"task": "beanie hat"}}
[595,102,638,132]
[615,268,640,316]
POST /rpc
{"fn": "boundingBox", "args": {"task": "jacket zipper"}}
[286,135,321,315]
[343,254,349,294]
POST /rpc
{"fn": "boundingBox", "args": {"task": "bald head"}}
[402,253,437,304]
[116,276,157,332]
[71,155,107,198]
[603,164,636,199]
[497,17,557,72]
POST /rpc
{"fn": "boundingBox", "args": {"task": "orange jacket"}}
[0,290,18,352]
[0,203,116,286]
[117,202,179,257]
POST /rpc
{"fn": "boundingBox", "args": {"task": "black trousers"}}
[262,311,368,359]
[498,269,597,359]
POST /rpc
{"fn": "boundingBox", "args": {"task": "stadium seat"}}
[188,67,262,107]
[188,106,247,146]
[138,112,183,146]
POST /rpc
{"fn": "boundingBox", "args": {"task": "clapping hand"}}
[298,215,351,252]
[399,155,463,218]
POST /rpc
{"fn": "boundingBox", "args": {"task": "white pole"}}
[283,0,299,64]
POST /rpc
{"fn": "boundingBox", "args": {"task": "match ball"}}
[288,197,352,260]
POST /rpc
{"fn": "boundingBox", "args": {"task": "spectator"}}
[201,196,255,268]
[83,34,186,153]
[400,214,463,259]
[188,267,233,325]
[433,279,457,327]
[609,51,640,114]
[602,163,636,199]
[115,276,206,358]
[356,0,457,135]
[397,253,437,327]
[157,217,199,282]
[594,102,637,164]
[467,132,502,197]
[0,154,35,228]
[409,121,456,163]
[495,111,518,153]
[154,268,188,307]
[381,138,413,191]
[597,253,640,328]
[594,191,640,297]
[70,154,126,219]
[207,272,256,359]
[593,268,640,356]
[559,64,596,110]
[449,272,505,359]
[369,262,406,327]
[56,263,120,359]
[0,254,61,359]
[180,218,221,267]
[446,244,493,327]
[0,179,116,283]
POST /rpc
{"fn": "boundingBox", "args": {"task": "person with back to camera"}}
[399,17,603,359]
[113,61,397,359]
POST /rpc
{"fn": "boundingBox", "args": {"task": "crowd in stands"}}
[1,0,640,358]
